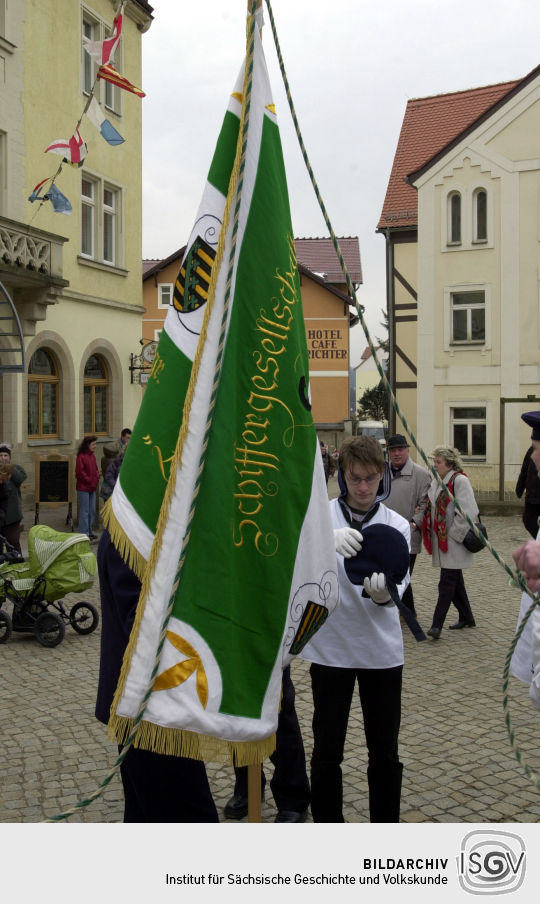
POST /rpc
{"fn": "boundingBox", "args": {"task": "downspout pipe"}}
[384,228,396,435]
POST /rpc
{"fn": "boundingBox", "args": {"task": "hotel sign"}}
[306,324,348,364]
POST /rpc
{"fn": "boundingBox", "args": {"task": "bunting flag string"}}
[44,128,88,166]
[83,8,123,65]
[28,0,138,219]
[28,177,73,214]
[97,63,146,98]
[85,96,125,146]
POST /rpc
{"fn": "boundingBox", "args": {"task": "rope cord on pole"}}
[45,1,539,821]
[44,2,259,822]
[263,0,540,791]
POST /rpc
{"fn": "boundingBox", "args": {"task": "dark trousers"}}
[309,662,403,823]
[119,744,219,823]
[523,503,540,539]
[233,666,310,813]
[401,553,417,613]
[1,521,22,555]
[431,568,475,629]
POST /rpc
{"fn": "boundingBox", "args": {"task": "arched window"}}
[448,191,461,244]
[84,354,109,435]
[28,348,60,438]
[473,188,487,242]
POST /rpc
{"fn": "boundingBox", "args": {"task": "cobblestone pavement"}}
[1,500,540,823]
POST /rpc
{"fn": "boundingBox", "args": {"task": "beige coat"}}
[386,457,431,554]
[426,469,479,569]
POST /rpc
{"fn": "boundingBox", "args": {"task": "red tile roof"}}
[377,79,520,231]
[143,237,363,286]
[143,259,162,275]
[295,236,362,284]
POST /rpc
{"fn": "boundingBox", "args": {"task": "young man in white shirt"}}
[301,435,410,822]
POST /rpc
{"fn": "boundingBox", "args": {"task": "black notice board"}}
[36,458,71,503]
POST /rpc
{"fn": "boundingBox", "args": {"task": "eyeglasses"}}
[345,472,381,487]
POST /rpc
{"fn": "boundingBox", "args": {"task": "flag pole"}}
[246,0,264,825]
[247,762,262,823]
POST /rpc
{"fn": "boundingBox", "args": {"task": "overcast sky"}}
[141,0,540,366]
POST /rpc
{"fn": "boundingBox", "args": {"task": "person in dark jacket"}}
[320,441,336,485]
[100,454,124,503]
[516,446,540,538]
[0,463,10,539]
[95,529,219,822]
[0,443,26,553]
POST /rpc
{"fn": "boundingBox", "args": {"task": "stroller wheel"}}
[0,609,12,643]
[69,601,99,635]
[34,611,65,647]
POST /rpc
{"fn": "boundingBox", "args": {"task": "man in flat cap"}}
[385,435,430,618]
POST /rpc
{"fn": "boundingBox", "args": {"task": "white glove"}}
[363,572,391,605]
[334,527,363,558]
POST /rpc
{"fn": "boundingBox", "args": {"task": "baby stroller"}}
[0,525,99,647]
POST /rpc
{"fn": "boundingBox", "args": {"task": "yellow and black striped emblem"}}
[289,601,329,655]
[173,236,216,315]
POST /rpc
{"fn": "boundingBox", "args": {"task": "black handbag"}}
[462,516,488,553]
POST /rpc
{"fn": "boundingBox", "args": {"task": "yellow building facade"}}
[0,0,152,493]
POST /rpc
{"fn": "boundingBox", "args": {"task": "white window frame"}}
[81,171,122,267]
[103,185,117,264]
[82,12,98,96]
[154,329,163,342]
[443,283,491,353]
[103,22,122,115]
[448,403,488,461]
[472,187,488,244]
[442,184,492,251]
[81,176,95,258]
[157,284,173,309]
[81,6,123,116]
[447,191,462,245]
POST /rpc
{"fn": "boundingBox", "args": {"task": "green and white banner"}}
[106,11,338,762]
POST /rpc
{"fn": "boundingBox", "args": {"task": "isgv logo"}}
[458,831,526,895]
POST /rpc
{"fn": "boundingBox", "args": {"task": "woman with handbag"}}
[422,446,478,639]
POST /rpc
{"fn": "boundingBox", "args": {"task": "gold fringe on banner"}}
[109,714,276,766]
[108,42,252,754]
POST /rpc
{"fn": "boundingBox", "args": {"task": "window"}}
[84,354,109,435]
[28,349,59,438]
[81,177,95,257]
[451,407,486,459]
[82,11,121,113]
[158,284,173,309]
[473,189,487,242]
[448,192,461,244]
[103,187,116,263]
[81,173,121,266]
[450,290,485,343]
[103,24,121,114]
[82,15,98,95]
